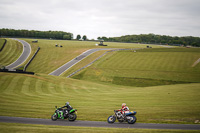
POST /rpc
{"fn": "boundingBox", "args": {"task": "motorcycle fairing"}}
[69,109,77,113]
[126,111,137,116]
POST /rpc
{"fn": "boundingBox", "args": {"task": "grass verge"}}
[0,123,199,133]
[0,38,6,50]
[0,38,23,67]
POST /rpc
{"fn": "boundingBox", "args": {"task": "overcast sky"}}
[0,0,200,39]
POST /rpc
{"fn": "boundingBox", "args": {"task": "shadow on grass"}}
[112,77,194,87]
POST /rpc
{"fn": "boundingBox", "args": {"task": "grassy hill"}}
[0,39,23,67]
[73,48,200,86]
[0,72,199,124]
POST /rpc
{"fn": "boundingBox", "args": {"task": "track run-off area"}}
[0,116,200,130]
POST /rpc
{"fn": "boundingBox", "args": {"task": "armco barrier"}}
[23,47,40,71]
[0,39,7,52]
[0,69,34,75]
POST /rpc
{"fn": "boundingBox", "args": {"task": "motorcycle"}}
[51,106,77,121]
[107,110,137,124]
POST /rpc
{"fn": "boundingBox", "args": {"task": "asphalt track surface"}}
[49,48,117,76]
[0,116,200,130]
[6,38,31,70]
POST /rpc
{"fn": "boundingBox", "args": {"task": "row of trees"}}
[1,28,199,46]
[0,28,73,40]
[98,34,200,47]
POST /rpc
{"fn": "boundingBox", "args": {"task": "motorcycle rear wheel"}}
[51,114,57,121]
[68,113,77,121]
[107,115,116,123]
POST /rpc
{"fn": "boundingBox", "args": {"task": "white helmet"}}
[66,102,69,105]
[122,103,126,107]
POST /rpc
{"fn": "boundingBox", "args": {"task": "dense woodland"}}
[98,34,200,47]
[0,28,73,40]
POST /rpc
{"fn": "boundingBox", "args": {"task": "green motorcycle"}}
[51,106,77,121]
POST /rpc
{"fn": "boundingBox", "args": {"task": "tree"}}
[76,34,81,40]
[63,34,71,40]
[0,28,73,40]
[82,35,87,41]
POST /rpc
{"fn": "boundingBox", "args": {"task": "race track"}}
[5,38,31,70]
[0,116,200,130]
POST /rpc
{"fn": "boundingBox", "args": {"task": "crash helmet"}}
[66,102,69,105]
[122,103,126,107]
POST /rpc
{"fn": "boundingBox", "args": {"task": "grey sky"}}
[0,0,200,39]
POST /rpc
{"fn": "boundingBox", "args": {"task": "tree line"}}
[1,28,199,47]
[98,33,200,47]
[0,28,73,40]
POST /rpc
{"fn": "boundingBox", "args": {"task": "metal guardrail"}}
[0,39,7,52]
[23,47,40,71]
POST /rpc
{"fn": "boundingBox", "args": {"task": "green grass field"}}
[0,38,23,67]
[0,72,199,124]
[0,38,5,50]
[73,48,200,86]
[0,122,199,133]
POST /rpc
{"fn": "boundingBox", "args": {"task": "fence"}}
[0,39,7,52]
[23,47,40,71]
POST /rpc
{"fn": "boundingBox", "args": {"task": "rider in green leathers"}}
[60,102,73,119]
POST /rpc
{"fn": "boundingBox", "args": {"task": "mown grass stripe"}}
[47,82,58,94]
[21,77,35,96]
[35,79,45,95]
[3,75,22,95]
[0,74,14,93]
[0,39,14,61]
[8,41,22,66]
[0,39,15,65]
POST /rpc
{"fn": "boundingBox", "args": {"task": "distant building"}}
[98,39,107,46]
[32,40,38,43]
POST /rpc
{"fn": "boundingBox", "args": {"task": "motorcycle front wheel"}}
[127,116,137,124]
[107,115,116,123]
[68,113,77,121]
[51,114,57,121]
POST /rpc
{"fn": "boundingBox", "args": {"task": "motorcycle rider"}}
[119,103,130,116]
[60,102,73,119]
